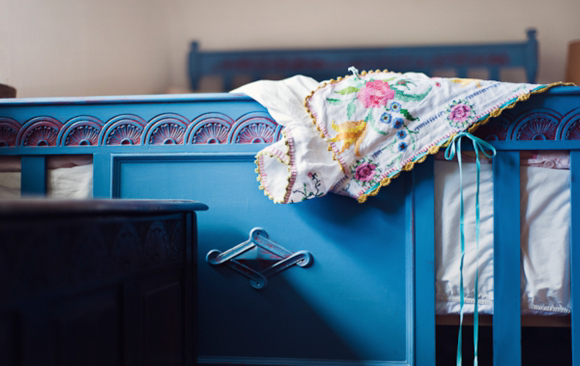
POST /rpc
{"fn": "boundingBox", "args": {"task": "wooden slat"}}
[413,157,436,366]
[489,67,500,82]
[93,153,112,198]
[21,156,47,196]
[493,151,522,366]
[456,68,468,79]
[571,151,580,366]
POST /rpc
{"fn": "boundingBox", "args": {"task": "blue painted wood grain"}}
[113,152,415,365]
[21,156,47,196]
[493,151,522,366]
[93,153,112,198]
[189,29,538,90]
[412,157,436,366]
[572,151,580,366]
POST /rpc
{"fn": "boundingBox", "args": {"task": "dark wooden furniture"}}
[0,199,207,366]
[0,84,16,98]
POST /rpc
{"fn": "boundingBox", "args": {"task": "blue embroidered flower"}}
[380,112,391,124]
[393,118,404,129]
[390,102,402,112]
[398,141,408,151]
[397,130,407,139]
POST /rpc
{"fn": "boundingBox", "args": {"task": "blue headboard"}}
[188,29,538,91]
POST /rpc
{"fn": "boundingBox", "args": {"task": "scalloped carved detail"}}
[0,110,286,147]
[187,113,234,144]
[233,122,276,144]
[513,113,560,141]
[191,122,230,144]
[66,125,100,146]
[229,112,279,144]
[100,115,146,146]
[58,116,104,146]
[564,121,580,140]
[473,114,513,141]
[560,109,580,140]
[17,117,63,147]
[169,221,184,259]
[0,118,20,147]
[24,126,59,146]
[107,125,142,145]
[148,123,186,145]
[145,221,169,264]
[145,114,189,145]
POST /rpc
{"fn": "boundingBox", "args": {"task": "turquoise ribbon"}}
[444,132,496,366]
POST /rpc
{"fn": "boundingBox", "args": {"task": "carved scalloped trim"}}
[254,129,296,204]
[356,81,573,203]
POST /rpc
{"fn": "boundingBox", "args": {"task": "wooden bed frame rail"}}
[188,29,538,91]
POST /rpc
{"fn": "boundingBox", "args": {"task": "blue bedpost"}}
[493,151,522,366]
[21,156,47,196]
[93,153,113,198]
[189,42,202,91]
[571,151,580,366]
[524,29,538,84]
[413,156,436,366]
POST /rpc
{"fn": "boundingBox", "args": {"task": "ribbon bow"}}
[445,132,496,366]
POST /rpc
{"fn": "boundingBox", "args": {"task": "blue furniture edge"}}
[189,29,538,90]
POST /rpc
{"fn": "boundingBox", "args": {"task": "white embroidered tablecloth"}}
[233,70,561,203]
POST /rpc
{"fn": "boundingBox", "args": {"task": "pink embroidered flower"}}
[357,80,395,108]
[449,104,472,124]
[354,162,376,182]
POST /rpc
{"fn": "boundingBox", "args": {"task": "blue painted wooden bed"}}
[1,29,579,365]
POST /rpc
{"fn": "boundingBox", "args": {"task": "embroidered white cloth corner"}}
[233,69,554,204]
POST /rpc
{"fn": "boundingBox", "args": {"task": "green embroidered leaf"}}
[394,86,433,102]
[347,101,356,120]
[364,110,373,123]
[369,119,387,135]
[326,98,342,104]
[400,108,418,121]
[335,86,360,95]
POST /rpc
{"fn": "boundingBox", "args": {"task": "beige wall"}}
[2,0,580,97]
[0,0,172,97]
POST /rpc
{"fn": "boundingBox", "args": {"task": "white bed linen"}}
[435,160,570,315]
[0,164,93,199]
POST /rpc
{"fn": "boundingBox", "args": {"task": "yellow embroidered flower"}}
[328,120,368,156]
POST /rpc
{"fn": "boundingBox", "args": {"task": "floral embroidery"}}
[380,112,391,124]
[292,171,325,202]
[447,99,476,128]
[395,79,416,89]
[393,118,404,129]
[390,101,402,112]
[357,80,395,108]
[351,158,382,187]
[288,68,565,204]
[355,163,376,182]
[391,84,433,102]
[328,120,368,156]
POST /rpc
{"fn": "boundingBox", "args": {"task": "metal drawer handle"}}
[206,227,313,289]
